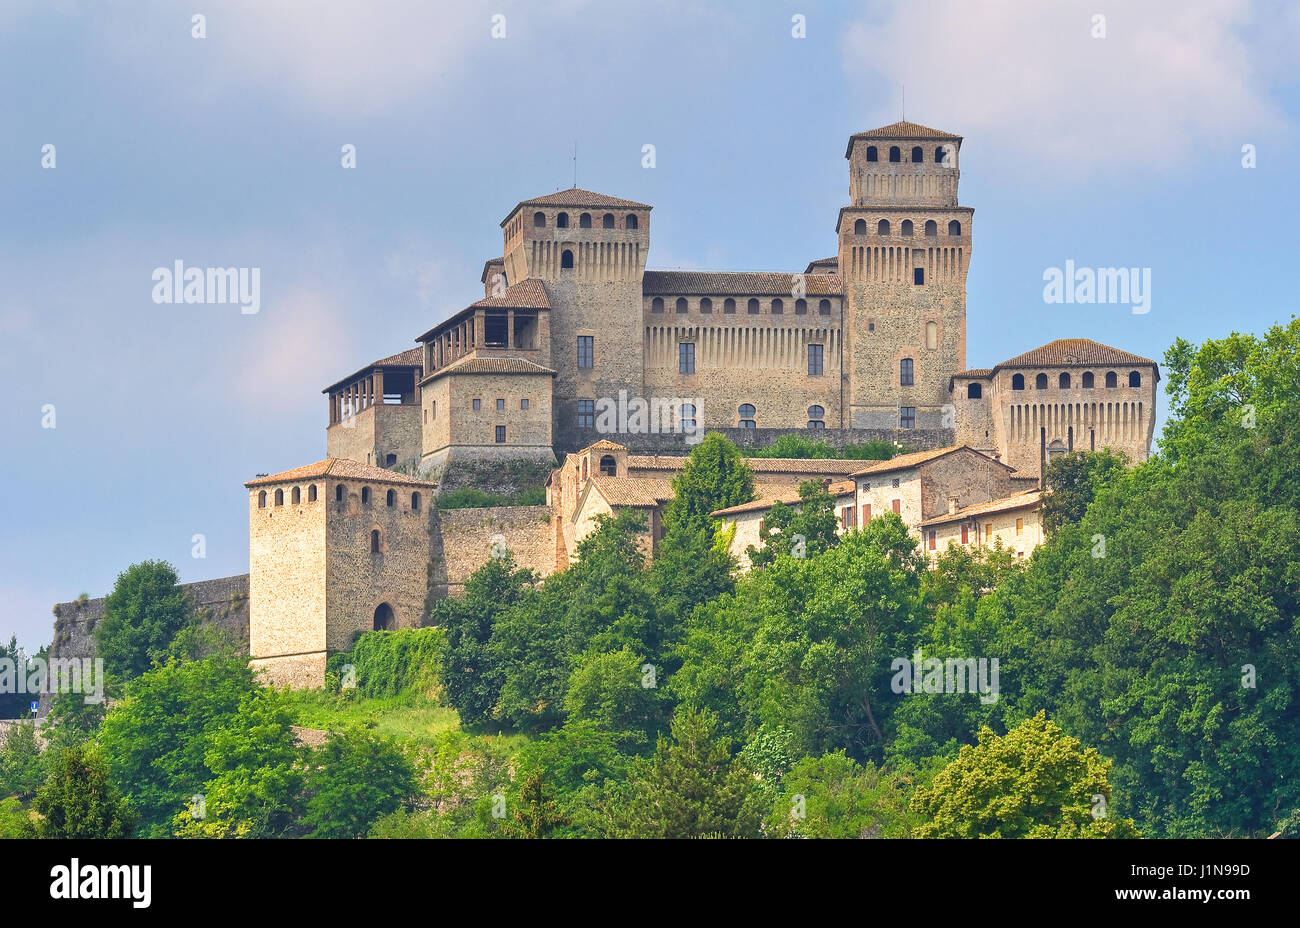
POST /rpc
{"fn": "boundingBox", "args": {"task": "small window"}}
[556,212,569,228]
[842,506,855,529]
[361,487,370,505]
[1106,371,1118,388]
[412,492,421,510]
[533,212,546,228]
[1035,373,1048,389]
[807,405,825,429]
[495,425,506,444]
[385,453,396,466]
[808,344,824,376]
[934,146,946,164]
[926,320,938,349]
[892,499,901,515]
[818,299,831,316]
[1129,371,1142,387]
[579,212,592,228]
[274,488,284,506]
[577,335,593,368]
[868,322,875,332]
[370,529,381,554]
[862,504,872,523]
[576,399,595,429]
[561,249,574,269]
[928,529,937,550]
[599,454,616,476]
[961,524,969,545]
[948,220,961,236]
[771,299,783,314]
[738,403,756,428]
[1059,372,1071,389]
[901,219,913,236]
[700,298,713,314]
[676,298,688,314]
[335,484,344,502]
[1016,517,1024,537]
[473,398,481,411]
[386,489,396,507]
[652,297,664,313]
[878,219,890,236]
[889,146,901,163]
[1082,371,1095,388]
[900,358,914,386]
[679,403,696,430]
[854,218,867,235]
[892,478,900,488]
[925,219,937,238]
[1012,373,1025,390]
[625,214,638,229]
[679,342,696,374]
[866,146,878,162]
[913,268,924,285]
[724,298,736,314]
[308,485,317,502]
[748,298,759,315]
[432,401,437,419]
[291,487,301,504]
[967,383,982,399]
[521,398,529,411]
[257,490,267,508]
[900,407,915,429]
[911,146,923,163]
[795,298,807,315]
[603,213,615,229]
[496,398,505,412]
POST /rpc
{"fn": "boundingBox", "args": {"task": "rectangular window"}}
[985,524,992,543]
[495,425,506,444]
[1016,517,1024,536]
[423,408,427,423]
[892,499,901,515]
[679,342,695,374]
[928,529,937,550]
[496,398,505,412]
[577,336,594,369]
[472,398,481,412]
[862,503,871,523]
[913,267,925,285]
[576,399,595,429]
[432,401,436,419]
[521,398,529,411]
[808,344,824,376]
[900,406,915,429]
[900,358,914,386]
[841,506,855,529]
[961,524,969,545]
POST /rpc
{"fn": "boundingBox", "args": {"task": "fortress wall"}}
[429,505,555,599]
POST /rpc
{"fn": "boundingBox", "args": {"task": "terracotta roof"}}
[431,356,556,377]
[642,270,843,296]
[480,257,505,283]
[590,477,675,509]
[470,278,551,309]
[919,490,1043,527]
[712,479,856,517]
[516,188,652,210]
[246,458,436,488]
[849,445,1007,478]
[954,368,993,378]
[804,257,839,273]
[578,439,628,453]
[627,455,859,476]
[323,347,424,394]
[846,121,962,156]
[994,339,1157,370]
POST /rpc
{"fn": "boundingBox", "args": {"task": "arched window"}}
[1129,371,1142,387]
[361,487,370,504]
[1012,373,1025,390]
[582,460,588,481]
[625,214,638,229]
[700,298,712,314]
[602,213,615,229]
[561,249,574,269]
[335,484,344,502]
[807,405,825,429]
[679,403,696,429]
[934,146,946,164]
[900,358,914,385]
[257,490,267,508]
[308,485,317,502]
[948,220,961,236]
[967,383,982,399]
[1059,372,1071,389]
[556,212,569,228]
[1035,373,1048,389]
[1082,371,1095,388]
[599,454,616,476]
[652,297,664,313]
[386,488,395,507]
[1105,371,1118,388]
[854,218,866,235]
[411,491,421,510]
[724,298,736,314]
[533,211,546,228]
[889,146,901,162]
[866,146,878,162]
[878,219,890,235]
[274,488,284,506]
[579,212,592,228]
[925,219,937,238]
[911,146,923,162]
[926,321,938,349]
[676,297,688,314]
[795,298,807,315]
[291,486,301,504]
[738,403,756,428]
[747,298,759,314]
[771,299,783,314]
[901,219,913,236]
[373,602,394,630]
[818,299,831,316]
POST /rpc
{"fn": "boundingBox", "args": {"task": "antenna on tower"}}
[901,84,905,121]
[573,141,578,189]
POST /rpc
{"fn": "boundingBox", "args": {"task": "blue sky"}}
[2,0,1298,650]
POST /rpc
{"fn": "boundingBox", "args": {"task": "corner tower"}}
[838,121,971,431]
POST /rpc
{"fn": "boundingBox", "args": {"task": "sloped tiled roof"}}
[627,455,859,476]
[954,368,994,378]
[995,339,1157,370]
[322,347,423,393]
[578,439,628,453]
[919,490,1043,527]
[642,270,843,296]
[432,356,556,377]
[712,479,857,517]
[849,445,1012,478]
[517,188,652,210]
[470,278,551,309]
[846,121,962,156]
[590,477,675,509]
[804,257,839,273]
[246,458,436,488]
[480,257,505,283]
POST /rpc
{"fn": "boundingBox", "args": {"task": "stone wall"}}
[559,425,953,456]
[429,505,555,598]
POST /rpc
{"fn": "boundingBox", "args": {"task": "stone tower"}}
[838,121,971,431]
[499,190,652,451]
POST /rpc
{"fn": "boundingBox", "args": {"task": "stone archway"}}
[373,602,395,631]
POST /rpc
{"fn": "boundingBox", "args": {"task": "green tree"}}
[0,721,44,799]
[662,433,755,537]
[1040,449,1127,535]
[746,479,841,568]
[0,797,37,838]
[911,712,1138,838]
[301,727,418,839]
[34,744,134,839]
[92,560,193,680]
[564,646,665,752]
[766,751,923,839]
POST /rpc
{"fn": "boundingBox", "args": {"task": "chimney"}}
[947,496,959,515]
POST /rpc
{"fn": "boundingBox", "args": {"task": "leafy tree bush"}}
[328,627,447,701]
[34,744,135,838]
[92,560,193,680]
[766,751,923,838]
[0,721,44,799]
[301,727,417,839]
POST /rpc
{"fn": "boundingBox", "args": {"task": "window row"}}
[651,297,834,316]
[257,485,423,510]
[838,499,904,531]
[1009,370,1141,391]
[865,145,950,164]
[851,218,961,238]
[673,342,826,376]
[535,211,639,230]
[467,397,531,411]
[573,401,827,430]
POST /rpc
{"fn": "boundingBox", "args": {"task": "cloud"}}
[843,0,1294,180]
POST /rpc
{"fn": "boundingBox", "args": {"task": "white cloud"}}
[843,0,1293,180]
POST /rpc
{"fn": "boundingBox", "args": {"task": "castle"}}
[46,122,1161,692]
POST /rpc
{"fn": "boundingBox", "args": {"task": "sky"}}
[2,0,1298,651]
